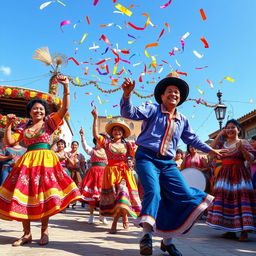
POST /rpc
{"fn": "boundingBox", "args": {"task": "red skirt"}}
[0,149,81,221]
[80,163,106,205]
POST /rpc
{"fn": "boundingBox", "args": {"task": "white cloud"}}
[0,66,11,76]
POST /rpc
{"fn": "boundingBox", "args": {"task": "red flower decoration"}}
[24,91,30,100]
[37,92,43,99]
[0,87,4,95]
[47,95,52,103]
[11,89,19,98]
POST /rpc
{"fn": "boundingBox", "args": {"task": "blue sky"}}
[0,0,256,155]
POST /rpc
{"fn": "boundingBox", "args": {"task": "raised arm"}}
[79,127,93,156]
[55,75,70,120]
[122,77,135,99]
[211,129,226,149]
[4,114,17,146]
[91,107,100,142]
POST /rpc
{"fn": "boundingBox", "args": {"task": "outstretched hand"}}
[91,106,98,119]
[79,127,84,136]
[6,114,17,126]
[122,78,135,98]
[208,148,224,158]
[56,75,69,88]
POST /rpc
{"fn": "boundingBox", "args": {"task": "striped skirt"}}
[99,160,141,218]
[206,160,256,231]
[0,147,81,221]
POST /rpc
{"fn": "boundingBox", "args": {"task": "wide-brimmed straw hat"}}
[154,71,189,106]
[105,118,131,138]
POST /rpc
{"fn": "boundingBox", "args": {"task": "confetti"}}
[76,33,88,44]
[127,22,144,30]
[160,0,173,9]
[93,0,99,6]
[99,23,114,27]
[40,1,53,10]
[200,8,207,20]
[200,37,209,48]
[195,66,208,69]
[115,3,133,17]
[75,77,82,84]
[67,57,80,65]
[144,43,158,58]
[175,59,181,67]
[56,0,66,6]
[193,50,204,58]
[99,34,112,46]
[224,76,235,82]
[157,29,165,41]
[165,23,170,32]
[86,16,90,24]
[196,86,204,95]
[60,20,71,32]
[89,43,100,50]
[206,79,214,88]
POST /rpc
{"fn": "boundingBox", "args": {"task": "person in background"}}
[79,127,108,224]
[0,136,5,177]
[249,135,256,189]
[0,142,26,185]
[120,72,221,256]
[55,139,71,177]
[174,149,183,170]
[92,107,141,234]
[206,119,256,242]
[67,141,86,209]
[0,75,81,246]
[181,144,208,172]
[127,156,138,185]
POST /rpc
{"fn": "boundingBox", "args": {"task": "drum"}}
[181,167,210,192]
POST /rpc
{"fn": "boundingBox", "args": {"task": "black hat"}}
[154,71,189,106]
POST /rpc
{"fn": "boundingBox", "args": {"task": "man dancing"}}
[120,72,222,256]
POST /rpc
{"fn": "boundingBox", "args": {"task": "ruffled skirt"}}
[206,161,256,231]
[99,161,141,218]
[0,149,81,221]
[80,164,105,205]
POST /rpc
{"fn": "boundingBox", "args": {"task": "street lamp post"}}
[214,90,227,130]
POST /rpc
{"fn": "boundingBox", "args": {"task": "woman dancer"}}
[67,141,86,209]
[0,75,81,246]
[206,119,256,241]
[55,139,71,176]
[79,128,108,224]
[92,107,141,234]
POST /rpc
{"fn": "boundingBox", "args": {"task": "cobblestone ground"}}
[0,206,255,256]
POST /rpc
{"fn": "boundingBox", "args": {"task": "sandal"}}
[38,233,49,246]
[12,235,32,247]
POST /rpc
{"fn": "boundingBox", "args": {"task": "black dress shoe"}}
[160,240,182,256]
[140,234,152,255]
